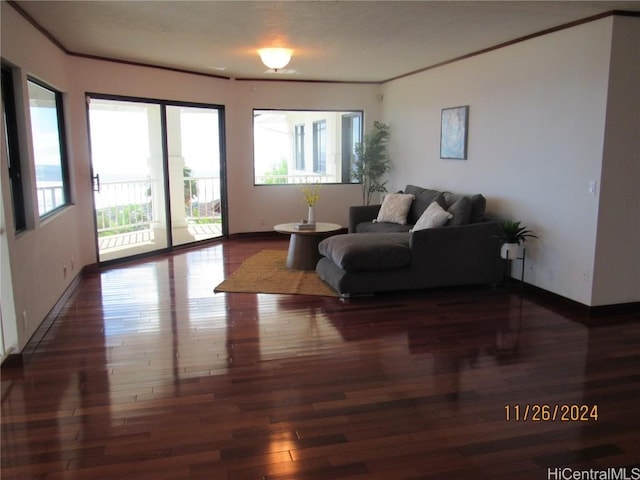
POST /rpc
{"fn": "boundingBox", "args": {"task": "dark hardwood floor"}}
[2,236,639,479]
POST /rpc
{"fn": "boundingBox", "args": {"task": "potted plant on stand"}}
[353,121,391,205]
[495,220,537,260]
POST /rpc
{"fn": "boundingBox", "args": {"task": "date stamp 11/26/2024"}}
[505,404,599,422]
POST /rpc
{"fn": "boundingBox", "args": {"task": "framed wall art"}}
[440,105,469,160]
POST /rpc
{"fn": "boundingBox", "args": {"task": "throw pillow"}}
[443,192,486,223]
[412,201,453,231]
[405,185,445,225]
[376,193,415,225]
[446,196,472,226]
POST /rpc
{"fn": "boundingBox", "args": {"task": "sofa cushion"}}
[446,196,472,226]
[405,185,445,224]
[443,192,486,223]
[356,222,412,233]
[412,201,453,231]
[375,193,415,225]
[319,233,411,272]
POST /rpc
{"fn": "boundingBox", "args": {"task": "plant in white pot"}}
[495,220,537,260]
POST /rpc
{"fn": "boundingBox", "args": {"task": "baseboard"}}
[0,352,24,369]
[587,301,640,317]
[509,280,640,324]
[8,269,85,367]
[230,228,349,241]
[229,231,282,240]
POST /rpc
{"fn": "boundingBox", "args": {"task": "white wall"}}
[591,16,640,305]
[230,81,380,233]
[382,18,623,306]
[1,3,80,350]
[1,145,19,359]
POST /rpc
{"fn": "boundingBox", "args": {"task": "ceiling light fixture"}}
[257,48,293,71]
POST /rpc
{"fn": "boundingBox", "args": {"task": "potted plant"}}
[301,183,320,225]
[495,220,537,260]
[353,121,391,205]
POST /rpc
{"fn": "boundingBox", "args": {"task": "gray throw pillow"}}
[447,196,472,225]
[405,185,445,224]
[443,192,486,223]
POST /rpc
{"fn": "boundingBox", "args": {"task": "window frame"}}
[2,65,27,231]
[253,109,363,186]
[312,120,327,174]
[294,123,305,170]
[27,77,71,218]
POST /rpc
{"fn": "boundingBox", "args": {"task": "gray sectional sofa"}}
[316,185,503,296]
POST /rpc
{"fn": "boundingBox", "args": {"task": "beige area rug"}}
[214,250,339,297]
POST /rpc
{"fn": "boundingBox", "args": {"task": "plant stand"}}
[503,247,526,289]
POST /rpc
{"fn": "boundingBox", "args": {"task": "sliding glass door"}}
[166,105,223,247]
[89,99,167,262]
[88,96,225,263]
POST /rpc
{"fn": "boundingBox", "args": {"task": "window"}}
[27,79,69,216]
[2,66,26,231]
[342,113,361,182]
[313,120,326,174]
[253,109,362,185]
[294,124,305,170]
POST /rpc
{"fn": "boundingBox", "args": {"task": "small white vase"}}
[307,206,316,225]
[500,242,521,260]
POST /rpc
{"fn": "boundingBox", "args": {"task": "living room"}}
[2,3,638,356]
[2,2,639,478]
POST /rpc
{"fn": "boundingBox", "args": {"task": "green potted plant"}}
[495,220,537,259]
[353,121,391,205]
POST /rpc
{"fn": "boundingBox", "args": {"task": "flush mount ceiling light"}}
[257,48,293,71]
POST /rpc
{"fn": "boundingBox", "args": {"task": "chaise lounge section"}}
[316,185,503,296]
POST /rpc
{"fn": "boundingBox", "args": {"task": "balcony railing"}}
[37,177,222,237]
[36,183,65,216]
[94,180,153,235]
[254,173,334,185]
[183,176,222,222]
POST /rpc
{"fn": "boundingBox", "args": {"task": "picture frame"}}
[440,105,469,160]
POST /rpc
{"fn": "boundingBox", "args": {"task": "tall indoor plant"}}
[353,121,391,205]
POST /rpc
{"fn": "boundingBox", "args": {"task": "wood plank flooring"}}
[2,236,640,479]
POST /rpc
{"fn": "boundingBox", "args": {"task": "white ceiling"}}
[11,1,640,83]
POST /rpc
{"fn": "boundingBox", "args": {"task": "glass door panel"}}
[88,99,168,262]
[166,105,223,246]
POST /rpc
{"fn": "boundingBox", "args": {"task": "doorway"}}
[87,96,226,263]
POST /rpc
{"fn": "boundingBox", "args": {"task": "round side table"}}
[274,222,342,270]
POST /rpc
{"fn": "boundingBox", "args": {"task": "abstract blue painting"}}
[440,106,469,159]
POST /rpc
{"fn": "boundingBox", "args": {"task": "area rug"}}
[214,250,339,297]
